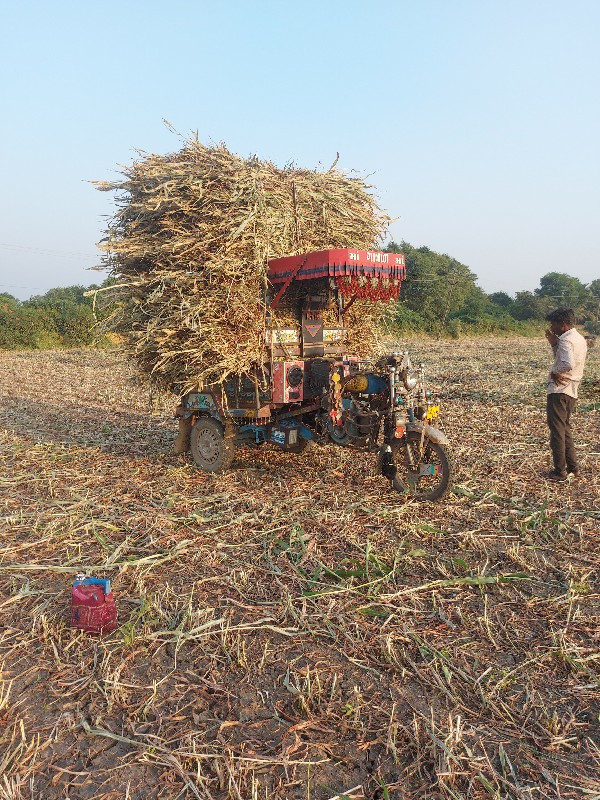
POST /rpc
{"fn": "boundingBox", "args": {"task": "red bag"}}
[71,576,117,634]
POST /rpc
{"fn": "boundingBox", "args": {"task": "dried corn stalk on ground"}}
[0,339,598,799]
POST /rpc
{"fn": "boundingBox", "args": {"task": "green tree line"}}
[385,241,600,338]
[0,282,113,349]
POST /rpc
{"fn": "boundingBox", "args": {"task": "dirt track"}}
[0,339,598,799]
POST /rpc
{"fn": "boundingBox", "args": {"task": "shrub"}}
[584,320,600,336]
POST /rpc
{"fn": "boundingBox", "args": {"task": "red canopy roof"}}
[267,248,406,283]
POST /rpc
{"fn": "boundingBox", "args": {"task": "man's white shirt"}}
[547,328,588,398]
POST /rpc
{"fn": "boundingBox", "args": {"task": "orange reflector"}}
[394,426,405,438]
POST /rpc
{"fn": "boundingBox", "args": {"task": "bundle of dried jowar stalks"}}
[94,134,390,393]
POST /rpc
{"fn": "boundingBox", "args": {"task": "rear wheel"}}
[190,417,236,473]
[388,431,452,502]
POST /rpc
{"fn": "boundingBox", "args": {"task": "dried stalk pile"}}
[95,135,390,393]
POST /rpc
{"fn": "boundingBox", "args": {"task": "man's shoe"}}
[543,470,568,482]
[568,469,580,477]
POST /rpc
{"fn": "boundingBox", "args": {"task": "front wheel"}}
[386,431,452,502]
[190,417,236,473]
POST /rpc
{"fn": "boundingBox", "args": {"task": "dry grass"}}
[93,135,390,393]
[0,338,599,800]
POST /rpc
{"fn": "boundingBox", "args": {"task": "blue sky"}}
[1,0,598,300]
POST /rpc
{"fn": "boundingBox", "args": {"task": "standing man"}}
[544,308,588,481]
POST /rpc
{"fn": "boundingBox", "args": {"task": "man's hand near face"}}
[545,329,559,347]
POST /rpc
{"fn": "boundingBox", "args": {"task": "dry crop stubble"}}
[0,338,598,799]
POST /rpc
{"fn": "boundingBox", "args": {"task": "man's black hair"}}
[546,307,576,326]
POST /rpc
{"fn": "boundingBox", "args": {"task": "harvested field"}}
[0,338,599,800]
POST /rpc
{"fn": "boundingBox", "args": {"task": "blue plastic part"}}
[239,419,315,447]
[365,373,388,395]
[73,576,111,595]
[238,424,267,444]
[297,424,314,441]
[238,419,315,446]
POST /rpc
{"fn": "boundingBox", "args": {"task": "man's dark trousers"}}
[546,393,577,474]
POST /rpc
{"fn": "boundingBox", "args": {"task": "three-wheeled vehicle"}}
[175,248,452,501]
